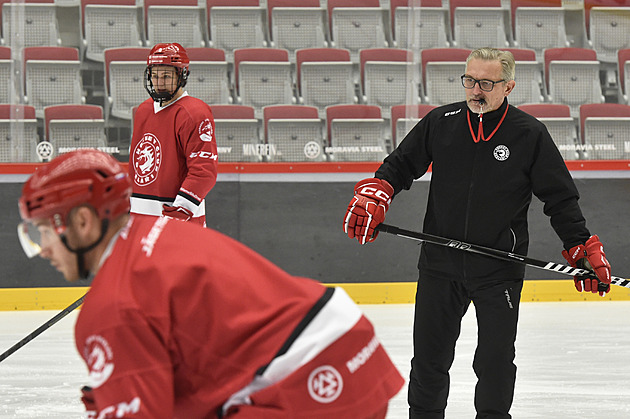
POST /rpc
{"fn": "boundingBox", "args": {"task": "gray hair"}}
[466,48,515,81]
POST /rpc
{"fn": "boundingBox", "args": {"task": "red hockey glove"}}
[81,386,96,417]
[343,178,394,245]
[562,235,612,296]
[162,204,193,221]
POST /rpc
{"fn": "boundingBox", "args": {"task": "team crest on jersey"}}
[493,145,510,161]
[132,133,162,186]
[307,365,343,403]
[198,118,213,142]
[84,335,115,388]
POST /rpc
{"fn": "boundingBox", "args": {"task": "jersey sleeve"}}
[173,104,218,213]
[79,315,175,418]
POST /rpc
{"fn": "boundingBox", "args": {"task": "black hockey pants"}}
[408,273,523,419]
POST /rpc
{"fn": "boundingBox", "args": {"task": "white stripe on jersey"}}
[130,196,206,217]
[222,287,362,414]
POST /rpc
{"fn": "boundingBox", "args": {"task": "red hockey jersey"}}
[129,94,218,225]
[75,216,403,418]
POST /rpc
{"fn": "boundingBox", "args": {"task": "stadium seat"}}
[325,104,387,161]
[450,0,510,49]
[233,48,293,116]
[327,0,389,61]
[262,104,325,162]
[0,104,39,162]
[144,0,207,49]
[585,0,630,63]
[543,48,604,117]
[44,104,107,156]
[579,102,630,160]
[185,47,231,105]
[504,48,544,106]
[618,48,630,104]
[390,104,436,147]
[104,47,151,121]
[421,48,470,105]
[585,1,630,91]
[206,0,267,61]
[295,48,355,117]
[210,104,262,162]
[359,48,419,117]
[518,103,581,160]
[390,0,449,49]
[80,0,143,62]
[267,0,327,60]
[511,0,568,61]
[23,46,84,119]
[1,0,60,47]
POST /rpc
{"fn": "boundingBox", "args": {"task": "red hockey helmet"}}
[146,42,190,69]
[18,149,132,257]
[145,43,190,103]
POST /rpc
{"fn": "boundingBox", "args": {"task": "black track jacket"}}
[376,99,591,281]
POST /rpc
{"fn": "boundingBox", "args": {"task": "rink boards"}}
[1,162,629,308]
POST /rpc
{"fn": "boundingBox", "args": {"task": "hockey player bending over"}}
[343,47,612,419]
[18,149,404,418]
[130,42,218,226]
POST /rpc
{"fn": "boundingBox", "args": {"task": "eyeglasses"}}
[461,75,505,92]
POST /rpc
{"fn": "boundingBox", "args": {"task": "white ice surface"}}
[1,302,630,418]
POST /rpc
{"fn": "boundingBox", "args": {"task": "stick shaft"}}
[0,294,85,363]
[376,223,630,289]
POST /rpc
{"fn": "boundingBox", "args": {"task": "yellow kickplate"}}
[2,280,630,310]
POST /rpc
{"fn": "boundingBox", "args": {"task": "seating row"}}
[2,43,630,130]
[0,103,108,162]
[519,102,630,161]
[2,0,628,66]
[3,101,627,164]
[102,46,630,120]
[212,102,630,162]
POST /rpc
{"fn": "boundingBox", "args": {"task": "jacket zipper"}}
[463,143,480,280]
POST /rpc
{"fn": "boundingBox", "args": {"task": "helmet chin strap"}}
[60,219,109,280]
[151,88,178,106]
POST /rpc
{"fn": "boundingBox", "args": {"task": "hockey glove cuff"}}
[162,195,198,221]
[343,178,394,245]
[162,204,194,221]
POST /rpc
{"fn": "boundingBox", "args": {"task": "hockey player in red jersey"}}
[129,42,217,226]
[18,149,404,419]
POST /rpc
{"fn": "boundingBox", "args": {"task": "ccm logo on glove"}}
[343,178,394,245]
[356,185,393,205]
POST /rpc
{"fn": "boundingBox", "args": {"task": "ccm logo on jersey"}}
[189,151,218,160]
[87,397,141,419]
[358,186,392,204]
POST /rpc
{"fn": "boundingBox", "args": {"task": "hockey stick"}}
[375,223,630,290]
[0,293,86,363]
